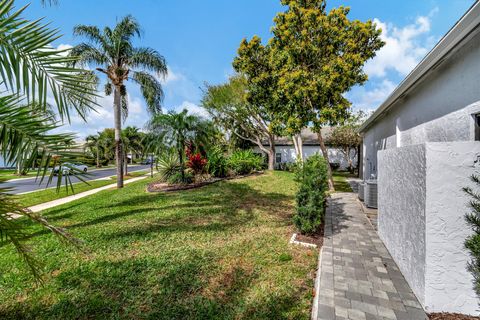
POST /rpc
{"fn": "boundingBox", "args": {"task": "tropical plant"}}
[156,152,181,182]
[186,152,207,175]
[85,134,101,168]
[122,126,143,175]
[71,15,167,188]
[147,109,209,181]
[206,147,227,178]
[0,0,98,277]
[167,171,194,185]
[464,174,480,297]
[294,154,328,234]
[227,150,263,175]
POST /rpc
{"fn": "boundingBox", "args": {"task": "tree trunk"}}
[96,144,100,168]
[266,135,275,170]
[179,145,185,181]
[124,149,128,176]
[113,86,124,188]
[297,134,303,162]
[317,130,335,191]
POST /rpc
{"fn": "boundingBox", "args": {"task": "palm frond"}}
[0,0,98,121]
[132,71,163,114]
[130,47,167,76]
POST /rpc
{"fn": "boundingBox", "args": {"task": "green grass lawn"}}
[16,171,148,208]
[332,171,355,192]
[0,169,38,180]
[0,171,317,320]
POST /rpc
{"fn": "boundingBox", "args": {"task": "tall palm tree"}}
[147,110,208,180]
[71,16,167,188]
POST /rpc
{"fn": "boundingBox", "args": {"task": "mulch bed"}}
[429,313,480,320]
[147,172,264,193]
[292,222,324,248]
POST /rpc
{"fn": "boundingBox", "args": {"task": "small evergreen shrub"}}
[294,154,328,235]
[167,171,194,185]
[227,150,263,175]
[464,174,480,297]
[206,147,227,178]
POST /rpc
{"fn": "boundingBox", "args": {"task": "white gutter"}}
[359,1,480,133]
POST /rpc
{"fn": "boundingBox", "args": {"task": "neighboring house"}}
[252,127,357,170]
[360,3,480,315]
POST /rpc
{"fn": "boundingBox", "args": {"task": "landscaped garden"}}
[0,172,318,319]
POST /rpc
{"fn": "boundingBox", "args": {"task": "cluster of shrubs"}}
[157,147,264,185]
[293,154,329,234]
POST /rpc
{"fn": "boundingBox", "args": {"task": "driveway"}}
[3,165,151,194]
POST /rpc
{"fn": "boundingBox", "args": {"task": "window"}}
[475,113,480,141]
[276,153,282,164]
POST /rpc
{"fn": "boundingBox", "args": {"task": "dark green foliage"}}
[167,171,194,185]
[294,154,328,234]
[464,174,480,297]
[227,150,263,175]
[156,153,181,182]
[206,147,228,178]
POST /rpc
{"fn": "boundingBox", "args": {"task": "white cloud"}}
[365,9,438,78]
[348,79,397,112]
[174,101,209,118]
[159,66,184,84]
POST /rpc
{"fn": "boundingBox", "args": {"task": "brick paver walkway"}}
[314,193,427,320]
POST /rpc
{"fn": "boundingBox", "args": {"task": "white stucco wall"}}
[424,142,478,314]
[252,145,357,170]
[362,30,480,179]
[378,142,479,314]
[378,144,427,305]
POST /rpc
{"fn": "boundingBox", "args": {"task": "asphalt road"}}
[2,165,151,194]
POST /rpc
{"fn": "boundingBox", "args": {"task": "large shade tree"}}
[202,73,279,170]
[270,0,384,189]
[0,0,98,277]
[71,15,167,188]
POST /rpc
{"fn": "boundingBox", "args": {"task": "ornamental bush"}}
[227,150,263,175]
[464,174,480,297]
[294,154,328,235]
[206,147,227,178]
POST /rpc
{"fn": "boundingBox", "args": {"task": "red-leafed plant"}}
[187,152,208,174]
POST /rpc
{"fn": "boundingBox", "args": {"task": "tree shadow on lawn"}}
[0,250,308,320]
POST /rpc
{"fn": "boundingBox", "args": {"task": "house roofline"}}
[359,1,480,133]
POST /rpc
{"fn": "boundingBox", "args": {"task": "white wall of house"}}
[378,142,479,315]
[362,30,480,178]
[252,145,356,170]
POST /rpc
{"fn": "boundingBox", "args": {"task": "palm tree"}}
[85,134,101,168]
[122,126,143,175]
[71,16,167,188]
[147,110,209,180]
[0,0,97,278]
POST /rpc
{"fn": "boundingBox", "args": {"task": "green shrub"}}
[206,147,227,178]
[227,150,263,175]
[294,154,328,235]
[464,174,480,297]
[167,171,194,185]
[156,153,181,182]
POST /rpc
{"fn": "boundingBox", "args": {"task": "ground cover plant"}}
[0,172,317,319]
[332,171,355,193]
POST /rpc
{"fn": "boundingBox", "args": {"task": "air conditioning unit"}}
[358,182,365,201]
[364,180,378,209]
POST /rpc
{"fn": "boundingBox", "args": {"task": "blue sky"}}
[17,0,475,139]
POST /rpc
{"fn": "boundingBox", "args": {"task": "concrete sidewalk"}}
[313,193,427,320]
[9,175,148,219]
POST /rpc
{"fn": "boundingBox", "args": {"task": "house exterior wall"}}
[378,142,479,315]
[378,144,427,306]
[424,142,478,314]
[252,145,356,170]
[362,30,480,178]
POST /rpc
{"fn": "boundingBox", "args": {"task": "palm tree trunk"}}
[316,130,335,191]
[96,143,100,168]
[113,86,124,188]
[124,149,128,176]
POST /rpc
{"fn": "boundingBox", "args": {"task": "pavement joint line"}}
[8,171,156,219]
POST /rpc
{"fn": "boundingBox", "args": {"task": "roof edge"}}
[359,1,480,133]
